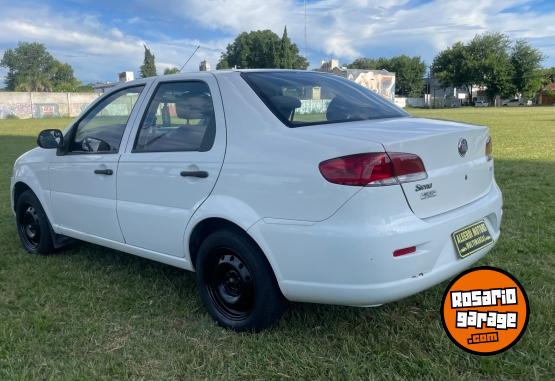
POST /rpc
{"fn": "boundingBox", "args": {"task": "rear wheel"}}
[16,190,54,255]
[195,229,287,332]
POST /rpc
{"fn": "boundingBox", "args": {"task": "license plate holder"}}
[451,220,494,258]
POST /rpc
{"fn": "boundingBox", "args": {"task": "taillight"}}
[319,152,427,186]
[485,136,493,161]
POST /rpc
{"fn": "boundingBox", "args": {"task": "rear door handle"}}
[94,168,113,175]
[180,170,208,178]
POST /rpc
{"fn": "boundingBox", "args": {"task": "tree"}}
[432,42,475,100]
[140,45,157,78]
[432,33,539,103]
[51,61,80,92]
[468,32,515,102]
[164,67,180,75]
[347,55,426,96]
[279,26,292,68]
[384,55,426,97]
[510,40,545,100]
[0,42,81,91]
[217,29,308,70]
[347,57,388,70]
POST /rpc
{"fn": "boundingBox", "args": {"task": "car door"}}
[117,75,226,257]
[49,85,147,242]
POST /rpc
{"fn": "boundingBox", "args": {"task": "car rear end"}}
[237,71,502,306]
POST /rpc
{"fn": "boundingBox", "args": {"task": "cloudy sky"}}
[0,0,554,85]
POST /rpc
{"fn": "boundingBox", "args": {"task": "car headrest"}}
[175,93,214,120]
[326,96,351,121]
[270,95,301,120]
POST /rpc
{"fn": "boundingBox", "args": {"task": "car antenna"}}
[179,45,200,72]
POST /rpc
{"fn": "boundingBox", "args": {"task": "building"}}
[424,78,487,107]
[199,60,211,72]
[316,59,396,101]
[93,70,135,94]
[538,82,555,105]
[118,71,135,82]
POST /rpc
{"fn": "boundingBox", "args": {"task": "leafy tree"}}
[468,32,515,101]
[510,40,545,100]
[0,42,81,91]
[164,67,180,75]
[140,45,157,78]
[432,42,475,99]
[51,61,80,92]
[217,29,308,70]
[384,55,426,97]
[347,57,388,70]
[347,55,426,96]
[432,33,545,103]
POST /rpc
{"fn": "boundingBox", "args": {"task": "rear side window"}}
[134,81,216,153]
[241,71,407,127]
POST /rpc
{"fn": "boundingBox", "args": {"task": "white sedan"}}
[11,70,502,331]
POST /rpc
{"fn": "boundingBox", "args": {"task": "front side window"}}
[241,71,408,127]
[134,81,216,153]
[70,86,144,153]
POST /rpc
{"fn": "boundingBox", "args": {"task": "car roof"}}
[120,69,328,87]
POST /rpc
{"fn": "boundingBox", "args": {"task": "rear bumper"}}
[249,182,502,306]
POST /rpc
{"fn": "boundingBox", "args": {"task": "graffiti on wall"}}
[349,72,396,101]
[0,92,100,119]
[0,103,33,119]
[71,103,89,116]
[33,103,60,118]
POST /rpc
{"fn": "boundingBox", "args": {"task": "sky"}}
[0,0,554,85]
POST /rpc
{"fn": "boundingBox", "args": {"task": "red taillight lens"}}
[319,153,396,186]
[319,152,427,186]
[389,152,427,183]
[485,136,493,161]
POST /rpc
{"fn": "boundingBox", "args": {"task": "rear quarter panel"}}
[212,72,386,222]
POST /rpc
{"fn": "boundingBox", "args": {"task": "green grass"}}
[1,109,554,380]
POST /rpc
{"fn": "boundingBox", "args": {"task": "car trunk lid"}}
[306,117,494,219]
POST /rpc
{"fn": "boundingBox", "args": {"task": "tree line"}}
[432,32,546,102]
[1,31,552,101]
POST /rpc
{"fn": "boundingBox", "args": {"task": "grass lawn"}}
[1,108,554,380]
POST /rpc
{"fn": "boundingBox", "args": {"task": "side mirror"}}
[37,129,64,149]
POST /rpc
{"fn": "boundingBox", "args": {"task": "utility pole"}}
[304,0,308,58]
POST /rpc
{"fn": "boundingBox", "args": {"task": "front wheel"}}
[195,229,287,332]
[15,190,54,255]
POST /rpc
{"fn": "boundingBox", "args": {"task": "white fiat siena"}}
[11,70,502,331]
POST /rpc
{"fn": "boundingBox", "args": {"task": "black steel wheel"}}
[15,190,54,255]
[196,229,287,332]
[206,250,255,321]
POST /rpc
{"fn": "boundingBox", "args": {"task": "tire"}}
[15,190,54,255]
[195,229,287,332]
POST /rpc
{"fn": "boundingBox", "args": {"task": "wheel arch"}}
[13,181,33,211]
[189,217,255,269]
[188,215,283,281]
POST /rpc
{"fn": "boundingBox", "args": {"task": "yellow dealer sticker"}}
[452,220,493,258]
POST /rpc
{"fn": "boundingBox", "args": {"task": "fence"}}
[0,92,100,119]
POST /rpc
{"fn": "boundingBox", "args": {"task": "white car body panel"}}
[11,70,503,307]
[117,73,226,257]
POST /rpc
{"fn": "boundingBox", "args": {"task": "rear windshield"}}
[241,71,407,127]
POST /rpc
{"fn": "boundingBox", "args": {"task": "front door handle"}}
[180,170,208,178]
[94,168,113,175]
